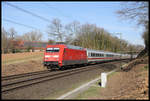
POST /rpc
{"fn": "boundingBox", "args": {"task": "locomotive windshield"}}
[46,48,60,52]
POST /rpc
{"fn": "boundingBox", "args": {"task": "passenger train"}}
[43,44,136,70]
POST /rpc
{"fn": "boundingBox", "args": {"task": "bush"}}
[27,46,32,52]
[15,49,22,53]
[144,65,148,70]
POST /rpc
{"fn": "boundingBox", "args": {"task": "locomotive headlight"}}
[53,55,59,58]
[45,55,51,57]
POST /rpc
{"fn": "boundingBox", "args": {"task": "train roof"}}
[46,44,84,50]
[46,44,129,55]
[86,48,122,55]
[66,45,84,50]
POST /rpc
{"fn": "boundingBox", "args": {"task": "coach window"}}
[88,53,91,57]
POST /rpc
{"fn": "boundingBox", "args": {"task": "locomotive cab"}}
[43,45,64,70]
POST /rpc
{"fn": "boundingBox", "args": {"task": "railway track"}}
[2,64,104,93]
[2,60,128,93]
[2,70,50,81]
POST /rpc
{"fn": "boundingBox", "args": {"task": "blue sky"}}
[2,1,145,46]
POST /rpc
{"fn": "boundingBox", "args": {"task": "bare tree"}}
[22,30,42,42]
[8,28,17,40]
[2,27,10,53]
[15,35,24,41]
[116,2,149,55]
[116,2,148,25]
[65,21,81,44]
[22,30,43,52]
[142,22,149,50]
[47,18,64,42]
[8,28,17,53]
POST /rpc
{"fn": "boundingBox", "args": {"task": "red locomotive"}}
[43,44,133,70]
[43,44,87,70]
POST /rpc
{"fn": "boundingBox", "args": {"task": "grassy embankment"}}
[74,57,149,99]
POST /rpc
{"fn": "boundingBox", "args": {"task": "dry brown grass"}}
[2,52,44,65]
[1,52,46,76]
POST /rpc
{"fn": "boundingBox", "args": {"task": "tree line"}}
[47,19,144,53]
[1,27,43,53]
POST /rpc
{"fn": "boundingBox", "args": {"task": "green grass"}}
[107,71,117,78]
[144,65,148,70]
[140,64,149,72]
[73,70,119,99]
[75,86,101,99]
[44,76,101,99]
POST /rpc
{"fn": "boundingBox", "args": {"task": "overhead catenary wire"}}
[3,2,84,44]
[44,3,75,20]
[44,3,86,22]
[44,3,85,44]
[6,2,51,23]
[2,18,38,30]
